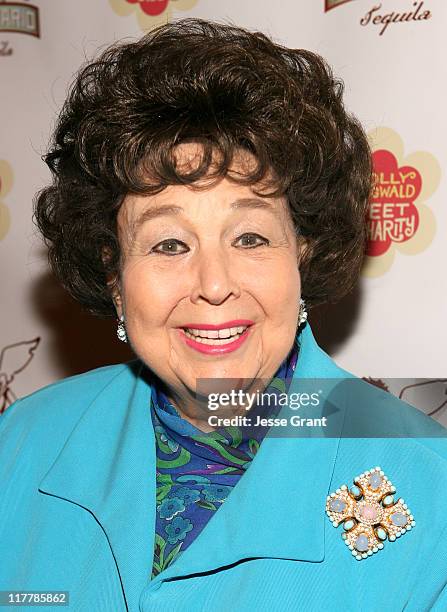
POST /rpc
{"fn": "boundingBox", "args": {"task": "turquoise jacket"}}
[1,323,447,611]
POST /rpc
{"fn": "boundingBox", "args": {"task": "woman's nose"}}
[189,245,241,306]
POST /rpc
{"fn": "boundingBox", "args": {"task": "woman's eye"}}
[234,233,269,248]
[151,239,189,255]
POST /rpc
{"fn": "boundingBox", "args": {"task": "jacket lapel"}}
[38,362,158,611]
[38,324,348,604]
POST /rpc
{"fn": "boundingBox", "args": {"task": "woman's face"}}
[114,143,304,419]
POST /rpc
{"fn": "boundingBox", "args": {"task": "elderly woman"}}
[1,17,447,612]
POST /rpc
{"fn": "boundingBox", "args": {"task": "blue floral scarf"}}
[149,337,300,579]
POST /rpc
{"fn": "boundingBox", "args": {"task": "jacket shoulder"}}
[299,329,447,463]
[335,371,447,463]
[0,360,141,443]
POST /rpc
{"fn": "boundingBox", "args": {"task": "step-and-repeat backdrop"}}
[1,0,446,422]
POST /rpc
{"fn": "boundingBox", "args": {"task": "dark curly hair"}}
[34,17,373,317]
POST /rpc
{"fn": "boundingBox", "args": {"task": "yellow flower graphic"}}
[109,0,199,30]
[0,160,13,241]
[363,127,441,278]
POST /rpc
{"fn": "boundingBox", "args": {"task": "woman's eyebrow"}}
[132,204,183,235]
[132,197,280,234]
[230,198,281,217]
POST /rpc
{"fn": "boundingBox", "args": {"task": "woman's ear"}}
[110,282,123,319]
[102,246,123,318]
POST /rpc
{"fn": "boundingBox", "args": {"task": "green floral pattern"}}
[149,338,300,579]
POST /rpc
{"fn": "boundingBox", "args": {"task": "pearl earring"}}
[117,315,128,343]
[298,298,308,327]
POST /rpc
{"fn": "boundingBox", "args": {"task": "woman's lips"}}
[178,325,252,355]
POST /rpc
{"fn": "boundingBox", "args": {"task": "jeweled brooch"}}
[326,467,415,560]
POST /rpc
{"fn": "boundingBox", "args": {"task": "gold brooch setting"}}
[326,467,415,560]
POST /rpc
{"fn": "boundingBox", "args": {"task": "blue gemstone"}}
[383,495,394,506]
[376,527,387,541]
[390,512,408,527]
[350,485,361,498]
[355,534,369,552]
[330,498,347,513]
[369,473,382,490]
[343,519,355,531]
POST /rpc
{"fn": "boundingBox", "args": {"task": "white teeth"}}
[199,329,218,338]
[184,325,248,339]
[183,325,249,345]
[196,335,240,345]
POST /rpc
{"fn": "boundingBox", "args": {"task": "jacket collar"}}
[38,323,348,605]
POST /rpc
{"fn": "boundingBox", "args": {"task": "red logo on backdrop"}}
[363,127,440,277]
[367,150,421,256]
[125,0,169,16]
